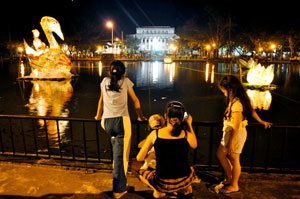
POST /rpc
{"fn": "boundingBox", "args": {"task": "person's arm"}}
[252,110,272,128]
[94,91,103,120]
[227,111,243,154]
[136,131,155,161]
[185,115,198,149]
[128,88,146,121]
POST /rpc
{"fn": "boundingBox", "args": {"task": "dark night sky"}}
[1,0,300,43]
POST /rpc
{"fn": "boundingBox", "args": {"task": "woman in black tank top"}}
[137,101,198,198]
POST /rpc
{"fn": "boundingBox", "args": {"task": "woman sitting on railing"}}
[136,101,197,198]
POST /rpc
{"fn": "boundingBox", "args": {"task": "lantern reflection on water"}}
[26,80,73,149]
[247,89,272,110]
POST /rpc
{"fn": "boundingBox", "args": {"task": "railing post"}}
[8,118,15,155]
[0,128,4,153]
[136,122,140,148]
[280,127,288,171]
[82,121,88,161]
[56,119,63,159]
[193,125,199,165]
[208,125,214,168]
[20,119,27,156]
[31,119,39,157]
[250,127,257,171]
[95,122,101,161]
[69,121,75,160]
[44,119,51,158]
[264,128,272,171]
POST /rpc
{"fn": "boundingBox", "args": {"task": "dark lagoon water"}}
[1,59,300,125]
[0,59,300,168]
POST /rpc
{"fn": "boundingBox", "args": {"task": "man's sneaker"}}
[113,190,128,199]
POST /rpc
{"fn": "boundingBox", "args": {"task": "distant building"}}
[133,26,177,53]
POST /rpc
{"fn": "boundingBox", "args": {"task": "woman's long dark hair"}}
[108,61,126,92]
[166,101,185,137]
[219,75,253,120]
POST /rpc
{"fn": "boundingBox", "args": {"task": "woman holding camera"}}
[137,101,197,198]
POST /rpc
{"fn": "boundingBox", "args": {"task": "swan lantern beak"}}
[55,27,64,41]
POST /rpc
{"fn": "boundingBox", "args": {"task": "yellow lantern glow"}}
[246,59,274,85]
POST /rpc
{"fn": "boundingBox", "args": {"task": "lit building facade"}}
[134,26,177,53]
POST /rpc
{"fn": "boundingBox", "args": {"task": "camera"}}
[184,112,188,119]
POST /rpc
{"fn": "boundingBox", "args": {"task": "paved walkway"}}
[0,160,300,199]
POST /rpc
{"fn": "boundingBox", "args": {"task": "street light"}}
[106,21,114,52]
[206,45,211,58]
[270,44,276,60]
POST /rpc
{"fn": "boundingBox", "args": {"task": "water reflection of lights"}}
[20,62,25,77]
[205,63,215,83]
[34,69,39,77]
[34,83,40,92]
[169,63,175,82]
[153,61,159,82]
[247,89,272,110]
[135,62,174,89]
[98,61,103,77]
[205,63,209,82]
[211,64,215,83]
[163,62,175,82]
[26,80,73,147]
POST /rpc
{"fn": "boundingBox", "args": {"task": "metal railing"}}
[0,114,299,173]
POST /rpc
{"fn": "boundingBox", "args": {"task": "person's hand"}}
[185,114,193,125]
[94,115,101,120]
[137,116,147,122]
[262,120,272,129]
[227,143,233,155]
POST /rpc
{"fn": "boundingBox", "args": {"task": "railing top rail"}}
[0,114,96,122]
[0,114,299,128]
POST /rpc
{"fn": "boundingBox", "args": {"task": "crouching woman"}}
[136,101,198,198]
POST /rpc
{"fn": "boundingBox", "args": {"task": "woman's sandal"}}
[220,187,240,195]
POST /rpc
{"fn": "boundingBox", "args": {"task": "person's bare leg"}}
[222,153,240,192]
[217,146,232,184]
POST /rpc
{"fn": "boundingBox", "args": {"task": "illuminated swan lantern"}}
[24,16,72,79]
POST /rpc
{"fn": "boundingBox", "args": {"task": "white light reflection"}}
[153,61,159,82]
[169,62,175,82]
[98,61,103,77]
[135,62,174,89]
[211,64,215,83]
[205,63,209,82]
[20,62,25,77]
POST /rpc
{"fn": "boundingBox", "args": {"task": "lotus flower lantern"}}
[246,60,274,85]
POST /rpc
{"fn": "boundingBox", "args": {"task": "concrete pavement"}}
[0,160,300,199]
